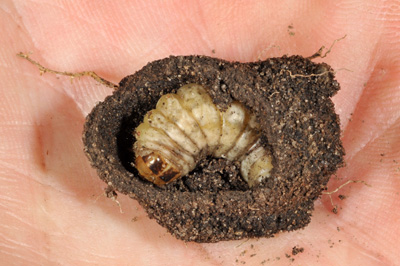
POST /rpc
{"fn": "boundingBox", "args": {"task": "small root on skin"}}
[308,35,347,60]
[105,183,124,213]
[17,52,118,89]
[322,180,371,214]
[93,183,124,213]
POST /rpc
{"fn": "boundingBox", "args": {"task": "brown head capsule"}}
[135,152,181,186]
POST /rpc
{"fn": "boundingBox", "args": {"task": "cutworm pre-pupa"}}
[134,83,273,187]
[19,53,345,242]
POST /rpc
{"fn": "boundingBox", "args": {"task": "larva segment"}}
[156,94,208,153]
[224,113,260,161]
[177,84,222,152]
[240,143,273,187]
[144,110,200,157]
[135,126,195,171]
[133,84,274,187]
[213,102,248,158]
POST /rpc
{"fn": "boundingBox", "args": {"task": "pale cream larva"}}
[134,84,273,187]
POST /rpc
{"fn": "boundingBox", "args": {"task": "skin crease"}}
[0,0,399,265]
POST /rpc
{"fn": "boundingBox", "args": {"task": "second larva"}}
[134,84,273,187]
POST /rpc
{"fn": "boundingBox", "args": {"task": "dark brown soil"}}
[83,55,345,242]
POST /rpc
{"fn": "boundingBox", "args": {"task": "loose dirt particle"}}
[338,194,346,200]
[292,246,304,255]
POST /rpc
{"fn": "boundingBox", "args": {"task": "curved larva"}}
[133,84,273,187]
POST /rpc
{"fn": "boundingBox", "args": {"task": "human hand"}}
[1,1,399,265]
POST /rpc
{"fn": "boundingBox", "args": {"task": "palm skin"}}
[1,1,399,265]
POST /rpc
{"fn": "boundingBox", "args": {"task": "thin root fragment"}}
[105,183,124,213]
[17,52,118,89]
[286,67,352,79]
[93,183,124,213]
[322,180,371,214]
[308,35,347,60]
[286,69,333,78]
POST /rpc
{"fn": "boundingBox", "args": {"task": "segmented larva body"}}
[134,84,273,187]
